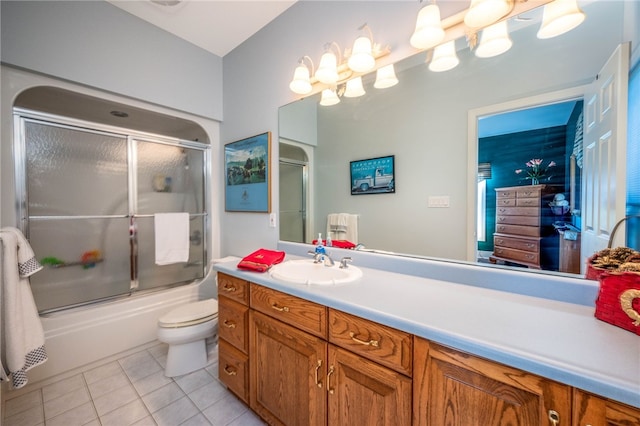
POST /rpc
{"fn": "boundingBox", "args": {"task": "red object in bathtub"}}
[237,248,286,272]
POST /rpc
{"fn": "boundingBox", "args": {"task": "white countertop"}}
[214,247,640,408]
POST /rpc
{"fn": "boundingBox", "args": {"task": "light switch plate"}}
[269,212,277,227]
[428,196,450,208]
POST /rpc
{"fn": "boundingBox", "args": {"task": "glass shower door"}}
[24,121,133,312]
[135,140,206,290]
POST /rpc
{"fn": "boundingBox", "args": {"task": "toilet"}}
[157,298,219,377]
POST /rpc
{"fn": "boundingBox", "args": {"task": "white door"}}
[581,43,630,271]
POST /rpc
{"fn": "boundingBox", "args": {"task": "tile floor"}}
[2,341,265,426]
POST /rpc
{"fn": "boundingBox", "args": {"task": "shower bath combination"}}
[14,108,210,313]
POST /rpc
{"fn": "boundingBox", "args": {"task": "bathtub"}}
[27,270,217,384]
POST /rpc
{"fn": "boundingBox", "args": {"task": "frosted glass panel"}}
[29,218,132,312]
[136,141,204,214]
[25,122,128,216]
[136,216,205,290]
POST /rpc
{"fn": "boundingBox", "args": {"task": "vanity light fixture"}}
[429,40,460,72]
[410,3,445,50]
[289,56,314,95]
[464,0,513,28]
[319,88,341,106]
[348,24,376,73]
[537,0,586,39]
[288,24,391,98]
[315,42,342,85]
[374,64,399,89]
[475,20,513,58]
[343,76,366,98]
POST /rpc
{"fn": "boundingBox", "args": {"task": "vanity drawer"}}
[494,234,540,253]
[250,283,327,339]
[496,215,540,226]
[218,273,249,305]
[495,224,541,237]
[493,247,539,265]
[329,309,412,376]
[496,207,539,217]
[218,296,249,353]
[218,339,249,404]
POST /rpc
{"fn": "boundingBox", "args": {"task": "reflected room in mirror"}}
[278,0,639,278]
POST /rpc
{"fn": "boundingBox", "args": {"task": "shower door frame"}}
[13,108,211,312]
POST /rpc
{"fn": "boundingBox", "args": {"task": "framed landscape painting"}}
[225,132,271,212]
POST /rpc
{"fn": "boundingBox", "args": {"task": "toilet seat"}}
[158,299,218,328]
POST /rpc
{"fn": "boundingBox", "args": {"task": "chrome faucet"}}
[307,250,335,266]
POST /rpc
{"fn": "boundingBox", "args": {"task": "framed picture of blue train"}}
[350,155,395,195]
[225,132,271,212]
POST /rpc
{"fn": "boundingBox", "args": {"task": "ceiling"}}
[106,0,297,57]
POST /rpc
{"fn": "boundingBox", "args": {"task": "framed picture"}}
[225,132,271,212]
[350,155,395,195]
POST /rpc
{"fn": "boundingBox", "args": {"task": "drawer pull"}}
[349,331,379,347]
[314,360,323,388]
[223,320,236,329]
[498,226,506,231]
[223,365,237,376]
[223,285,237,292]
[525,254,534,260]
[496,239,504,244]
[548,409,560,425]
[499,208,506,213]
[327,366,335,394]
[526,244,535,248]
[271,303,290,312]
[498,217,506,222]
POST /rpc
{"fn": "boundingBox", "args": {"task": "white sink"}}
[269,259,362,286]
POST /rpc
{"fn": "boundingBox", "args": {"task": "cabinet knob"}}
[548,409,560,425]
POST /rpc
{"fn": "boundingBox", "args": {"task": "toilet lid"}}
[158,299,218,327]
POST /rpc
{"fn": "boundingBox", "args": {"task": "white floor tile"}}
[152,396,199,426]
[142,382,185,414]
[1,340,259,426]
[45,401,97,426]
[43,386,91,420]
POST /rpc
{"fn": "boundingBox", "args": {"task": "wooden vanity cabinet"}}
[248,282,412,426]
[413,338,572,426]
[217,273,250,403]
[572,389,640,425]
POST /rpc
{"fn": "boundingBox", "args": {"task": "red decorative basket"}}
[588,216,640,335]
[594,270,640,335]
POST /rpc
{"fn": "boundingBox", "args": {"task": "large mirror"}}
[279,0,638,276]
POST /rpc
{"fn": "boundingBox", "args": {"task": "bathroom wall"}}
[0,0,223,120]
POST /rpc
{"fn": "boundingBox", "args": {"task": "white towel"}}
[0,227,47,389]
[154,213,190,265]
[326,213,358,244]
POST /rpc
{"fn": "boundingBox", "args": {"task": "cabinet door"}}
[414,338,571,426]
[327,345,412,426]
[573,389,640,425]
[249,310,327,426]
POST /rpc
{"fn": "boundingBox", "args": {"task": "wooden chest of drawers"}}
[492,185,556,269]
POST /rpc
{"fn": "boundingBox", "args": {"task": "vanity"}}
[213,244,640,425]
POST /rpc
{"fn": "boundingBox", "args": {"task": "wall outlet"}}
[428,196,450,208]
[269,212,277,227]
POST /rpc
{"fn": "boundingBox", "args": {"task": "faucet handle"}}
[339,257,352,269]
